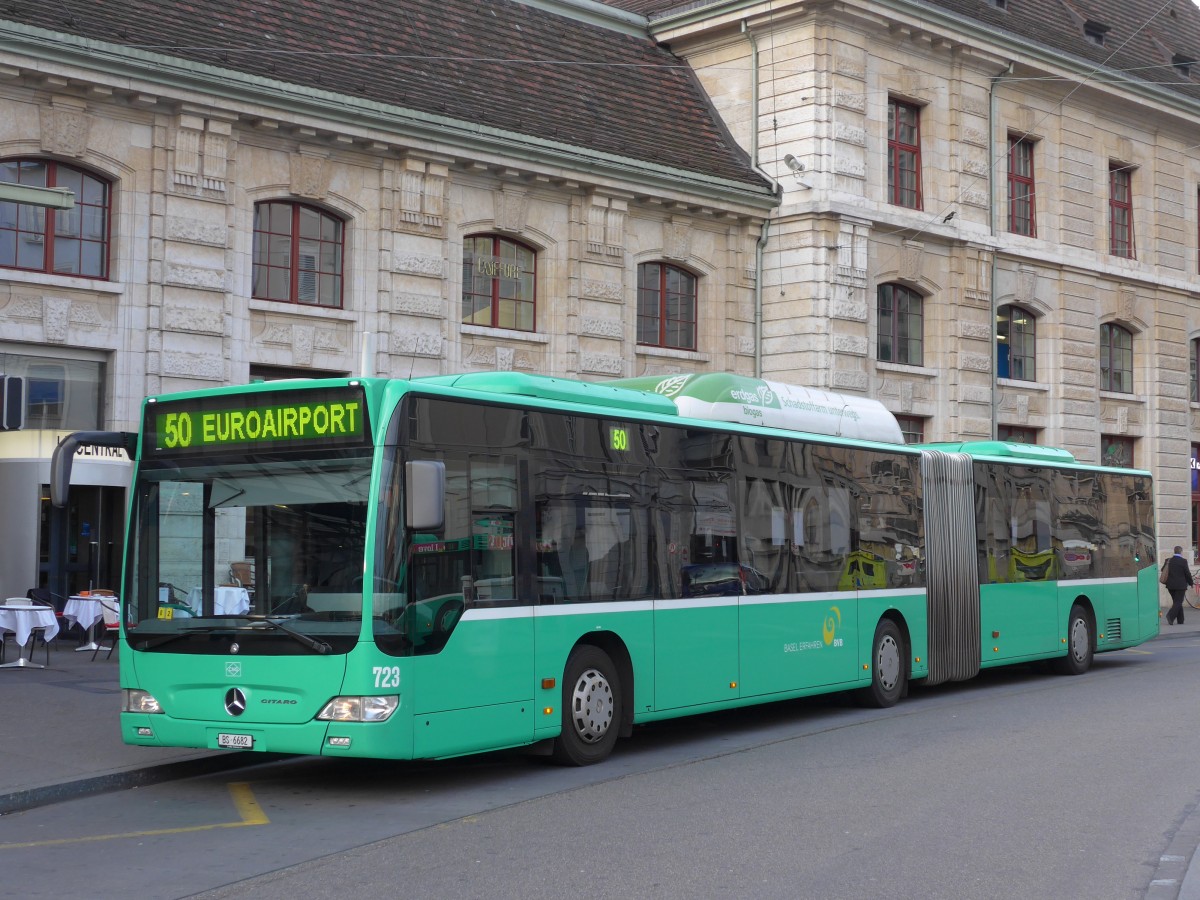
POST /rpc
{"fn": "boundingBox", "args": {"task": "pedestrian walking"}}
[1163,546,1194,625]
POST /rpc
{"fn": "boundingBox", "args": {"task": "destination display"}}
[143,385,369,455]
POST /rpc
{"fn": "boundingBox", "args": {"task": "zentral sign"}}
[144,385,369,455]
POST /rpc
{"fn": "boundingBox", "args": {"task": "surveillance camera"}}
[783,154,804,172]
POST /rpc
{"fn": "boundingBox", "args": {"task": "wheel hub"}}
[877,635,900,690]
[570,667,614,744]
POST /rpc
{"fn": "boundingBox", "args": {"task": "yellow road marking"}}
[0,782,268,849]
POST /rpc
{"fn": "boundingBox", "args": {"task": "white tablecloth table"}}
[66,595,112,652]
[186,586,251,616]
[0,604,60,668]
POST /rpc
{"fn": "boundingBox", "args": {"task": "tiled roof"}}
[603,0,1200,104]
[0,0,771,195]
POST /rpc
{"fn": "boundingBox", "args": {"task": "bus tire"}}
[857,618,906,708]
[551,645,621,766]
[1053,604,1093,676]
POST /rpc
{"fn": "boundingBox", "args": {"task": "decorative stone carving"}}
[899,241,923,281]
[834,90,866,112]
[165,216,227,247]
[832,333,868,356]
[393,292,444,318]
[396,158,447,234]
[495,189,528,234]
[6,295,44,321]
[833,57,865,79]
[293,325,315,365]
[830,296,867,321]
[581,353,625,376]
[1015,267,1038,303]
[173,113,229,195]
[834,123,867,146]
[393,253,445,278]
[463,343,536,371]
[834,157,866,178]
[162,301,224,335]
[390,331,443,357]
[961,188,988,208]
[737,336,755,355]
[44,297,72,343]
[291,153,330,200]
[962,126,987,147]
[959,385,991,404]
[581,316,624,338]
[962,158,990,178]
[831,370,868,390]
[582,279,623,302]
[165,263,225,291]
[40,104,89,157]
[960,353,992,373]
[161,352,224,380]
[960,320,991,341]
[586,194,627,258]
[664,219,691,261]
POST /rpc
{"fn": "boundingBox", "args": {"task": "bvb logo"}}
[822,606,842,646]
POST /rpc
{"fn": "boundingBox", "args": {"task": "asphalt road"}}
[3,632,1198,900]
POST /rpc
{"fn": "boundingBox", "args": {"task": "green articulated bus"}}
[51,371,1159,765]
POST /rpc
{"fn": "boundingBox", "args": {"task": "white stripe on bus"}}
[454,576,1140,623]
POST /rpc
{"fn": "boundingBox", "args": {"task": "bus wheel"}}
[858,618,906,708]
[551,645,621,766]
[1053,605,1093,676]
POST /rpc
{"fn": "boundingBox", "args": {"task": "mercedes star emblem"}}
[225,687,247,717]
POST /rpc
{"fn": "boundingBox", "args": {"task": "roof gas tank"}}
[607,373,904,444]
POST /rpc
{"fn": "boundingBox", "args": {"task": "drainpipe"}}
[989,61,1014,439]
[744,19,782,378]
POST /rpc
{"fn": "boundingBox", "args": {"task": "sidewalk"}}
[0,636,261,816]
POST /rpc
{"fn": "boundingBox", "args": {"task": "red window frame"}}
[998,425,1038,444]
[1007,138,1036,237]
[997,304,1036,382]
[887,99,922,209]
[0,158,111,279]
[894,415,925,444]
[252,201,345,307]
[1101,435,1134,468]
[637,262,697,351]
[1109,165,1134,258]
[877,283,924,366]
[461,235,537,332]
[1099,323,1133,393]
[1191,337,1200,403]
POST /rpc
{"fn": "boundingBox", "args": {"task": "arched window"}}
[252,201,344,307]
[0,159,111,278]
[997,304,1036,381]
[877,283,923,366]
[1099,323,1133,393]
[637,262,697,351]
[462,235,536,331]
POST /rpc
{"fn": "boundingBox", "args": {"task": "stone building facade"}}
[618,0,1200,559]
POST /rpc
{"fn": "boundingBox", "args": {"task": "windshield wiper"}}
[134,625,223,651]
[134,619,331,654]
[246,616,332,654]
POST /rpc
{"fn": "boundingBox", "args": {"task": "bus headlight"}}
[316,695,399,722]
[123,689,163,714]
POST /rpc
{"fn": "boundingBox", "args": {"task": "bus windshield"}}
[127,449,372,648]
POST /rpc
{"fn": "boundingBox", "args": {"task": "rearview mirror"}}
[405,460,445,531]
